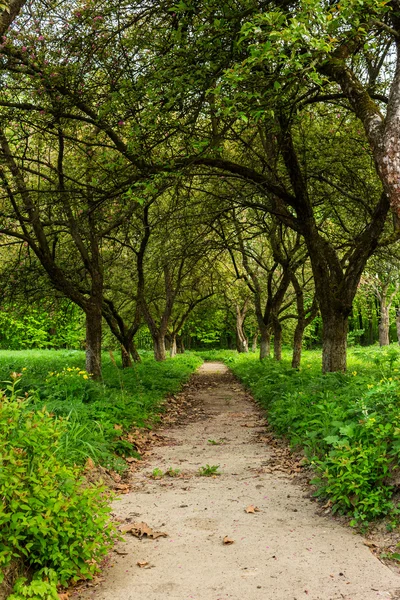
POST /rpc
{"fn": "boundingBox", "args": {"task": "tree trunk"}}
[130,339,141,363]
[259,329,270,360]
[235,303,249,353]
[85,301,102,379]
[252,332,258,352]
[153,334,166,361]
[121,344,133,368]
[170,335,177,358]
[177,335,185,353]
[273,319,282,361]
[396,309,400,345]
[292,322,304,369]
[379,303,390,346]
[322,313,348,374]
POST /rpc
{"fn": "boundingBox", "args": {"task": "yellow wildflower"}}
[83,374,88,380]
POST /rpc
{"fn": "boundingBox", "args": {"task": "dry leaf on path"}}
[137,560,149,568]
[119,521,168,539]
[58,594,69,600]
[115,483,130,493]
[363,540,378,548]
[223,536,234,545]
[245,505,260,514]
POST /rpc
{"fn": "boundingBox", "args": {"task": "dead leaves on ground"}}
[245,505,261,514]
[119,521,168,539]
[223,536,235,545]
[137,560,150,568]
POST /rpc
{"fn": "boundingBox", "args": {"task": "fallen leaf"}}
[245,505,260,514]
[125,457,138,464]
[119,522,168,539]
[223,536,234,545]
[114,549,129,555]
[114,424,123,431]
[363,540,378,548]
[84,457,95,471]
[58,594,69,600]
[115,483,130,493]
[137,560,149,568]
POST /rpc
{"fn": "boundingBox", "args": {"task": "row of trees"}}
[1,0,400,375]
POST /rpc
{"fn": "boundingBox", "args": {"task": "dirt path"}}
[76,362,400,600]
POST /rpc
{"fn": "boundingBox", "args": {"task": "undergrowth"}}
[0,350,202,470]
[220,346,400,525]
[0,350,201,597]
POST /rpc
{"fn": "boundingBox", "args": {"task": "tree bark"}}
[235,301,249,353]
[85,300,102,379]
[128,339,140,363]
[259,328,270,360]
[379,304,390,346]
[396,309,400,345]
[251,332,258,352]
[170,335,177,358]
[154,334,166,361]
[292,324,303,369]
[177,335,185,353]
[273,318,282,361]
[121,344,133,368]
[321,313,348,374]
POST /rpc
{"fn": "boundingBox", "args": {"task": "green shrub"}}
[0,351,202,470]
[225,346,400,523]
[0,376,115,597]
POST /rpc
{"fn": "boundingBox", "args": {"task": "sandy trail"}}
[76,362,400,600]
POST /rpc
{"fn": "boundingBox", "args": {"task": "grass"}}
[210,345,400,525]
[0,349,202,471]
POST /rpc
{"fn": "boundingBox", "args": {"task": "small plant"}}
[198,464,220,476]
[151,467,164,479]
[207,439,226,445]
[0,377,116,594]
[165,467,181,477]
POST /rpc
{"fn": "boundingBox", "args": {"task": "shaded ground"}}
[74,362,400,600]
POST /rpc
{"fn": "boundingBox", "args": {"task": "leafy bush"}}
[0,376,115,598]
[225,347,400,523]
[0,351,202,470]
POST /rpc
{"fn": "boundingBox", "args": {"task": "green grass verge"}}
[1,350,202,471]
[214,346,400,525]
[0,350,202,598]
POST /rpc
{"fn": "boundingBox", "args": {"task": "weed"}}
[151,468,164,479]
[199,464,220,476]
[165,467,181,477]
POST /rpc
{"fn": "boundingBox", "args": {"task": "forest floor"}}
[73,362,400,600]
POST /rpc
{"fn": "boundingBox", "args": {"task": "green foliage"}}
[198,464,220,476]
[0,350,202,470]
[225,346,400,523]
[0,378,116,597]
[0,303,83,350]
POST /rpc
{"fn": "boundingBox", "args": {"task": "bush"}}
[0,351,202,471]
[0,376,115,598]
[225,347,400,523]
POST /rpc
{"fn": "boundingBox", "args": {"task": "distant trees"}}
[1,0,400,373]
